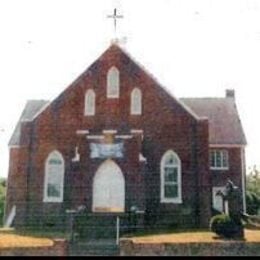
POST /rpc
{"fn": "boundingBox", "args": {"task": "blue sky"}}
[0,0,260,177]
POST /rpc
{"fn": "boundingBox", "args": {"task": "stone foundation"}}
[120,239,260,256]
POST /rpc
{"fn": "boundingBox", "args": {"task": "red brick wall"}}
[6,44,243,229]
[210,147,243,189]
[5,120,33,227]
[210,146,244,212]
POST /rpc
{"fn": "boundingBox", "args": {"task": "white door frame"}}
[92,159,125,212]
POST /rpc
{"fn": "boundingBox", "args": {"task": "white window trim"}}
[115,135,133,139]
[210,150,229,170]
[107,66,120,98]
[130,129,143,134]
[84,89,95,116]
[43,150,65,203]
[76,130,90,135]
[160,150,182,204]
[103,130,117,134]
[86,135,105,140]
[130,88,142,115]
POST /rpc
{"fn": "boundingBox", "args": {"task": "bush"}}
[210,214,238,238]
[246,191,260,215]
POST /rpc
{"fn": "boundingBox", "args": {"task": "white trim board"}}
[31,101,51,121]
[115,135,133,139]
[9,145,20,149]
[87,135,105,140]
[103,130,118,134]
[76,130,90,135]
[209,144,246,148]
[130,129,143,134]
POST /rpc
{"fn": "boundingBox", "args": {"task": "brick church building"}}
[4,42,247,230]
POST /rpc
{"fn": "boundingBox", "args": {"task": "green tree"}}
[246,166,260,215]
[0,178,6,226]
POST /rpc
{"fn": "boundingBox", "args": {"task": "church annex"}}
[4,43,247,230]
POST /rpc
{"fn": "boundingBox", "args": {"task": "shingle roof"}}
[8,45,246,147]
[9,97,246,147]
[9,100,49,146]
[180,97,247,145]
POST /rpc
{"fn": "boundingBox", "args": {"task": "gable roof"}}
[9,100,49,146]
[114,43,200,120]
[8,44,246,147]
[180,97,247,145]
[28,43,200,123]
[9,96,247,147]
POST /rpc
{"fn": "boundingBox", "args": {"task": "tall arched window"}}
[43,150,64,203]
[131,88,142,115]
[160,150,182,203]
[107,66,119,98]
[84,89,95,116]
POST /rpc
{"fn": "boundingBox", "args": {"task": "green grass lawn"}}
[0,227,70,240]
[123,229,260,244]
[123,227,209,238]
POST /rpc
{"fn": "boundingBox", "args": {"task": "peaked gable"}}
[30,43,200,123]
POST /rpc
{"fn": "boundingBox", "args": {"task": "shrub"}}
[246,191,260,215]
[0,178,6,227]
[210,214,238,238]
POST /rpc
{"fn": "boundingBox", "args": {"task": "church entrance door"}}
[93,160,125,212]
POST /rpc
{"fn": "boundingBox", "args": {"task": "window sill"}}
[107,95,119,99]
[43,198,63,203]
[210,167,229,171]
[160,198,182,204]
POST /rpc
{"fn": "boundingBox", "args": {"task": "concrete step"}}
[69,240,119,256]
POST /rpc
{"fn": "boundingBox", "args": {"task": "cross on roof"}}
[107,8,123,35]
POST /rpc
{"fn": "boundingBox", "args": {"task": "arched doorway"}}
[92,160,125,212]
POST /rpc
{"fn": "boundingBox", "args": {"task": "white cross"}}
[107,8,123,35]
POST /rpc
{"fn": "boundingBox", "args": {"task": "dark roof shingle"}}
[9,100,49,146]
[9,98,246,147]
[180,97,247,145]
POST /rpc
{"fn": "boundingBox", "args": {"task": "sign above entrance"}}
[90,143,124,159]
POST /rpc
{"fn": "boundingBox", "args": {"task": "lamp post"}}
[66,209,77,243]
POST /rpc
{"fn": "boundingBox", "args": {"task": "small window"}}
[107,66,119,98]
[84,89,95,116]
[161,150,182,203]
[131,88,142,115]
[43,151,64,202]
[210,150,229,170]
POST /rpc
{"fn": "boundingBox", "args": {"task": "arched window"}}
[84,89,95,116]
[107,66,119,98]
[131,88,142,115]
[160,150,182,203]
[43,150,64,203]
